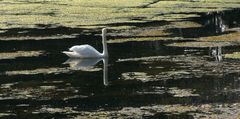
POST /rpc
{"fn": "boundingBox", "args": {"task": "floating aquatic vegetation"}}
[199,30,240,42]
[171,21,203,29]
[167,41,234,48]
[73,103,240,119]
[168,87,200,97]
[0,51,44,60]
[38,107,78,114]
[0,83,83,101]
[4,67,70,75]
[121,72,153,82]
[108,37,169,43]
[0,113,16,118]
[135,86,165,95]
[0,34,77,41]
[136,28,170,37]
[117,56,170,62]
[0,83,18,89]
[224,52,240,59]
[4,65,102,76]
[39,86,56,90]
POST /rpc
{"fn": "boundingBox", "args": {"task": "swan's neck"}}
[102,31,108,57]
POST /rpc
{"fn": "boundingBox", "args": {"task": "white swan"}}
[63,28,108,58]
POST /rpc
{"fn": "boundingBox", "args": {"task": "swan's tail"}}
[62,51,80,58]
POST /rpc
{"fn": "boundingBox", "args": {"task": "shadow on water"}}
[166,8,240,38]
[146,112,194,119]
[0,24,87,37]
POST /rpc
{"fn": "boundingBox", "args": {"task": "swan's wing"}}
[62,51,81,57]
[69,45,89,52]
[69,45,101,57]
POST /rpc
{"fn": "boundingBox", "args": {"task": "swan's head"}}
[102,28,107,35]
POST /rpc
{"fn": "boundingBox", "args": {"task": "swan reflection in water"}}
[63,58,109,86]
[210,46,223,62]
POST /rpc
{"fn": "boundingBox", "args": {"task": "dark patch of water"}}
[0,24,87,37]
[166,8,240,38]
[198,8,240,29]
[146,112,194,119]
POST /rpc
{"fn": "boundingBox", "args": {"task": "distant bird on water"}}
[63,28,108,58]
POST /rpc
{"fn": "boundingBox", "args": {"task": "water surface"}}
[0,7,240,119]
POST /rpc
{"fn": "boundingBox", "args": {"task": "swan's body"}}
[63,28,108,58]
[63,45,102,58]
